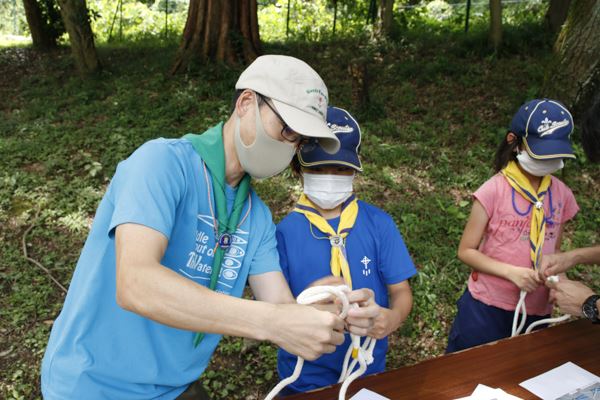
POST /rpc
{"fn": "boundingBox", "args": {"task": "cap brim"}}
[299,147,363,172]
[272,99,340,154]
[524,137,576,160]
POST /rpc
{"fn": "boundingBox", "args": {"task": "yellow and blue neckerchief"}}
[294,194,359,289]
[501,161,552,270]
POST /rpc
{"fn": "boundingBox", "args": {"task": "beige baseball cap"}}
[235,55,340,153]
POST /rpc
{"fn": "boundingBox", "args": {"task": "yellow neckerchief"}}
[501,160,552,270]
[294,194,359,289]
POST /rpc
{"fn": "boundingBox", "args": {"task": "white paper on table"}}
[349,388,391,400]
[453,383,523,400]
[519,362,600,400]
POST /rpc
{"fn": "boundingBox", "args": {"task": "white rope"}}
[264,285,376,400]
[511,275,571,337]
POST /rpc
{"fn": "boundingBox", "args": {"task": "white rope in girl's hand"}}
[264,285,376,400]
[511,275,571,337]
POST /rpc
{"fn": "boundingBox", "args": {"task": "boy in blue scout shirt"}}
[40,56,380,400]
[276,106,417,394]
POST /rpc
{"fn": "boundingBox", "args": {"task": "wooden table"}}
[285,319,600,399]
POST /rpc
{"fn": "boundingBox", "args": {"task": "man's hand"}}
[546,277,594,317]
[270,303,345,360]
[508,267,542,293]
[344,288,380,336]
[541,253,575,277]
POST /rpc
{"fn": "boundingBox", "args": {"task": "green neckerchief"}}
[183,122,251,347]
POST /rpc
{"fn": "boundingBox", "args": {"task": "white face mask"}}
[234,96,296,179]
[303,173,354,210]
[516,151,564,177]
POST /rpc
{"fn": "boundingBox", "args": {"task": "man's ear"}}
[235,90,255,118]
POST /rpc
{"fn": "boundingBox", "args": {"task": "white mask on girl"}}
[516,151,564,177]
[303,172,354,210]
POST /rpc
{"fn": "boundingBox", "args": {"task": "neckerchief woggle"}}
[183,122,251,347]
[294,194,359,289]
[501,160,552,270]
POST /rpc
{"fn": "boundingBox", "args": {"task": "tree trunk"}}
[376,0,395,39]
[23,0,54,49]
[543,0,600,119]
[172,0,261,74]
[56,0,100,74]
[348,58,371,112]
[544,0,571,34]
[23,0,62,49]
[489,0,502,51]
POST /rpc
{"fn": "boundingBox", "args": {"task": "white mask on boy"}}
[516,151,564,177]
[303,173,354,210]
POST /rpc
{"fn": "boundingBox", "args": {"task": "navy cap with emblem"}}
[298,106,363,172]
[510,98,575,160]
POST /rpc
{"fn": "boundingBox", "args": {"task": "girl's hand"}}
[508,267,542,293]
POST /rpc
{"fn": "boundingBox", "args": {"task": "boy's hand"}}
[366,308,396,340]
[508,267,542,293]
[344,288,380,336]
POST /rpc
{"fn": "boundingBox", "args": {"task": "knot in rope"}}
[264,285,376,400]
[511,275,571,337]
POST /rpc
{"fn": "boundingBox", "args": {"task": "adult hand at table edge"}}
[546,277,595,317]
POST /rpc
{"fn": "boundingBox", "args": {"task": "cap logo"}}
[537,117,570,137]
[328,122,354,135]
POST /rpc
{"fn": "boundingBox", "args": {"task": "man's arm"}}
[367,281,412,340]
[542,245,600,277]
[248,271,295,304]
[115,223,346,360]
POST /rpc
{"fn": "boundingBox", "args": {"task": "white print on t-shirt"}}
[179,214,248,294]
[361,256,372,276]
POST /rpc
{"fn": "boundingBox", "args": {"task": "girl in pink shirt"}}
[446,99,579,353]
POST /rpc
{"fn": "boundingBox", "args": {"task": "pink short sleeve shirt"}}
[467,173,579,315]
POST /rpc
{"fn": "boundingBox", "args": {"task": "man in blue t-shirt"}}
[41,56,381,400]
[276,106,417,394]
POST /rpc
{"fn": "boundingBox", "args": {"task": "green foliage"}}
[2,7,600,400]
[88,0,189,42]
[0,0,28,36]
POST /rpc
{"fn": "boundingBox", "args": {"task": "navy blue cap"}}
[510,98,575,160]
[298,106,362,172]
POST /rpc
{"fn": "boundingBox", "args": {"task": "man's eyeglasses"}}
[258,94,302,144]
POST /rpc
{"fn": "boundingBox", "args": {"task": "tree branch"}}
[21,216,68,294]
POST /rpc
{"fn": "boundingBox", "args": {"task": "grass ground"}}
[1,21,599,400]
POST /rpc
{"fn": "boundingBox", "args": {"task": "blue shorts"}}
[446,289,550,353]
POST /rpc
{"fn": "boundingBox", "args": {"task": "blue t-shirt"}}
[41,136,280,400]
[276,201,417,393]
